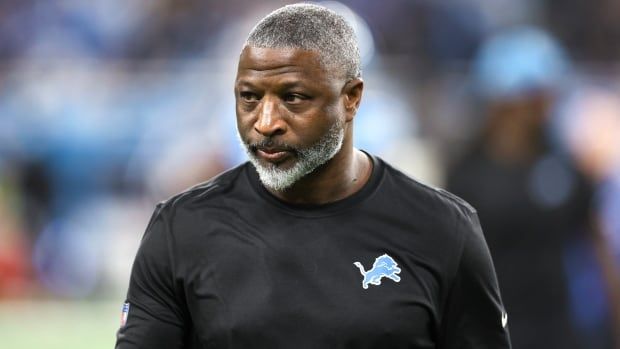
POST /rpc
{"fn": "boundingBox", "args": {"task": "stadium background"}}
[1,0,619,348]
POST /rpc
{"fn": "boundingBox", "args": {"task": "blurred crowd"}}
[1,0,619,348]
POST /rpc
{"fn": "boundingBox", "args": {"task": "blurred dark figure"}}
[17,158,52,240]
[556,86,620,346]
[447,28,605,349]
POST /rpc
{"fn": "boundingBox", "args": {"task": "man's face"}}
[235,46,350,191]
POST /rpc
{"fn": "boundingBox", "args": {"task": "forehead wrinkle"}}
[238,67,310,80]
[238,63,305,73]
[236,70,321,89]
[237,62,323,82]
[237,63,319,84]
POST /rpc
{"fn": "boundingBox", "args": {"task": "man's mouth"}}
[254,146,294,164]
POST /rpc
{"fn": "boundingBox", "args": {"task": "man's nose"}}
[254,97,286,137]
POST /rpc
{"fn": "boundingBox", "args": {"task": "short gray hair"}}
[245,3,361,80]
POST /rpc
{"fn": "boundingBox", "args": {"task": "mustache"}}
[247,138,298,153]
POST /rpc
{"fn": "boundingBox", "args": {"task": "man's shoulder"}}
[156,162,251,212]
[380,158,477,218]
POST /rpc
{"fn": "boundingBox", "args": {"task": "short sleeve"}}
[115,205,188,349]
[438,211,512,349]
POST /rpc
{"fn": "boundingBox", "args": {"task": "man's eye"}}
[283,94,307,104]
[240,92,259,102]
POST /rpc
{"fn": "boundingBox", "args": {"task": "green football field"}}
[0,300,120,349]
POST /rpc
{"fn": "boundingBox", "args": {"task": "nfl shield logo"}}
[120,302,130,327]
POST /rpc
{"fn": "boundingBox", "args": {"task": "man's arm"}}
[438,211,511,349]
[115,205,188,349]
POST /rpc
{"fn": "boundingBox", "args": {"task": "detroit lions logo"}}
[353,254,402,289]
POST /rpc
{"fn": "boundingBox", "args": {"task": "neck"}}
[266,142,372,205]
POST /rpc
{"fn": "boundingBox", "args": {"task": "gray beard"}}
[239,120,345,192]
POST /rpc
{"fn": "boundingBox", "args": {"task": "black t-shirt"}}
[116,155,511,348]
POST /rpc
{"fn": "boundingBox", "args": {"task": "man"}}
[116,4,511,348]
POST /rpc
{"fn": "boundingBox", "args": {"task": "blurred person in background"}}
[553,85,620,346]
[447,28,617,348]
[116,4,510,348]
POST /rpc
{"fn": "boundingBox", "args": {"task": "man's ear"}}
[343,78,364,122]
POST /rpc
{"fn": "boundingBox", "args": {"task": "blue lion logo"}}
[353,254,402,289]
